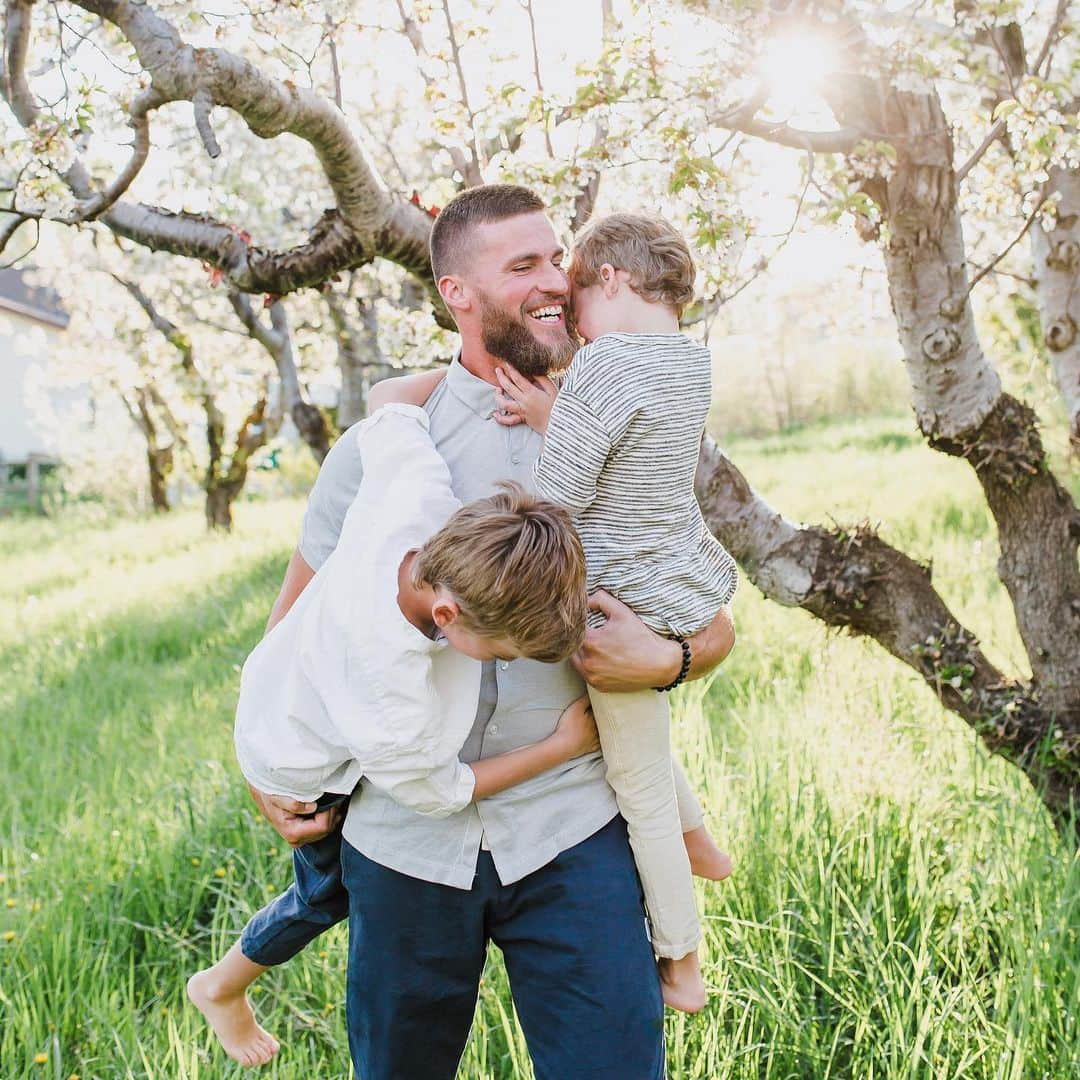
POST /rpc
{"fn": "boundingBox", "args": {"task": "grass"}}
[2,415,1078,1078]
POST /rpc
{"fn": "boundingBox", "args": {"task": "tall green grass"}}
[2,417,1077,1078]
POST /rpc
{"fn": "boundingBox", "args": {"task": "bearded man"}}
[249,185,734,1079]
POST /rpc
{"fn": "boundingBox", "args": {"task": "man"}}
[251,184,735,1078]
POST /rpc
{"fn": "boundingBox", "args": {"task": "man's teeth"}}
[529,306,562,322]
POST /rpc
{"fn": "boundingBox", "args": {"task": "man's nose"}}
[538,260,569,296]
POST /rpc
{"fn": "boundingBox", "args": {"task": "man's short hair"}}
[411,483,587,663]
[570,212,697,318]
[429,184,547,281]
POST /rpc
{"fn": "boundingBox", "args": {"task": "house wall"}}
[0,309,82,464]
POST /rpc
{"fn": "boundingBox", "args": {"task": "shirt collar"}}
[445,352,498,420]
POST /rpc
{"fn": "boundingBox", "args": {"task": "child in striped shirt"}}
[494,212,739,1012]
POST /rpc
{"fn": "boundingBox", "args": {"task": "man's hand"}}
[247,783,343,848]
[572,592,736,692]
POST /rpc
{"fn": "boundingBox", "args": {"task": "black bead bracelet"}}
[654,636,691,692]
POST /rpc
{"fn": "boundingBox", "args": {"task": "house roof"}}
[0,267,69,329]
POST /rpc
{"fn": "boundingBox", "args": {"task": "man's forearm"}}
[574,593,736,693]
[685,604,736,682]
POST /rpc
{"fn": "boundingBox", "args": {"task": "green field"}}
[2,415,1078,1079]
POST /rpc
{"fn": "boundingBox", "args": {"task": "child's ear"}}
[600,263,619,298]
[431,596,460,629]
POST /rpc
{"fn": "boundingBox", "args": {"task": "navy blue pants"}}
[342,815,666,1080]
[239,828,349,966]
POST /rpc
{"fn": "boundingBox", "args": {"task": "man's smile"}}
[525,303,565,326]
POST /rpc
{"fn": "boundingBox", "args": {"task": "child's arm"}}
[492,366,558,433]
[362,693,599,815]
[469,694,597,799]
[367,367,447,412]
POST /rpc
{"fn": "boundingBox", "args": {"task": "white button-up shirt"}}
[234,405,481,818]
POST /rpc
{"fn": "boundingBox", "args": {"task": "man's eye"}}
[512,265,531,273]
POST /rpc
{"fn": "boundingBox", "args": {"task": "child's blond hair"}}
[570,212,696,318]
[411,483,587,663]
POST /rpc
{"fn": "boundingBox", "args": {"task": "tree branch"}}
[955,116,1007,184]
[228,291,330,461]
[2,0,443,301]
[963,189,1049,297]
[1029,0,1072,77]
[79,86,162,220]
[569,0,615,232]
[694,436,1073,814]
[439,0,483,185]
[522,0,553,158]
[191,87,221,159]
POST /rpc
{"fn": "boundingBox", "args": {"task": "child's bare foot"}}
[187,969,280,1067]
[683,825,733,881]
[658,952,707,1013]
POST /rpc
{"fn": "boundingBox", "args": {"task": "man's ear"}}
[438,273,471,315]
[431,595,461,630]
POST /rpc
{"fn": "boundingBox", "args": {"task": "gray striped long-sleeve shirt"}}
[534,332,738,637]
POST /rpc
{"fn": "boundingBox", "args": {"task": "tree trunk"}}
[1031,166,1080,453]
[202,394,279,532]
[120,384,174,512]
[204,481,235,530]
[825,80,1080,724]
[326,291,395,427]
[695,436,1078,831]
[146,445,172,512]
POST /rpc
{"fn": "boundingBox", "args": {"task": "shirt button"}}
[510,454,521,465]
[488,723,498,736]
[500,660,510,670]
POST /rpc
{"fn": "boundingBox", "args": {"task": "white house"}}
[0,268,71,466]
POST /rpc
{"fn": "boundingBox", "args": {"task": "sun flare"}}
[756,32,837,112]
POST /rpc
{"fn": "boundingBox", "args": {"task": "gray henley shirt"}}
[298,358,618,888]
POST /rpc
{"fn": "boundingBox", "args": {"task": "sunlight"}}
[755,30,838,114]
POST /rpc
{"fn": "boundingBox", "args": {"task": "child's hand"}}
[552,694,600,758]
[493,366,558,434]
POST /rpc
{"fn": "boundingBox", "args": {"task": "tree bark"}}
[1031,167,1080,453]
[324,290,395,427]
[228,293,330,462]
[203,394,277,531]
[822,79,1080,724]
[695,436,1078,829]
[118,384,173,512]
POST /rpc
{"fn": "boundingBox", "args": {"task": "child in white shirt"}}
[493,213,739,1012]
[188,404,595,1066]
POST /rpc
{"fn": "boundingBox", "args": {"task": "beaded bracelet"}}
[654,636,691,692]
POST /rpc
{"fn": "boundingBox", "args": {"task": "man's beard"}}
[478,291,578,377]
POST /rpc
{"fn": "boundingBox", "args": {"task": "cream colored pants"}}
[588,687,704,959]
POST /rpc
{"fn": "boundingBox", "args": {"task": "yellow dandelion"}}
[4,898,15,908]
[251,985,264,995]
[190,857,201,867]
[34,1052,48,1064]
[214,867,227,878]
[266,883,276,894]
[267,848,279,857]
[2,931,15,942]
[69,1074,80,1079]
[30,902,40,913]
[318,950,328,959]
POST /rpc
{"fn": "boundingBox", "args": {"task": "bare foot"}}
[683,825,733,881]
[658,952,707,1013]
[187,969,280,1067]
